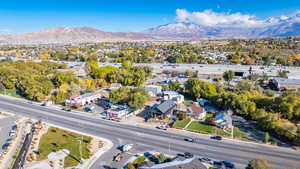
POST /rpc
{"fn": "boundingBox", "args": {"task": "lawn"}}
[0,89,22,98]
[37,127,92,168]
[186,121,214,134]
[173,119,191,129]
[186,121,249,138]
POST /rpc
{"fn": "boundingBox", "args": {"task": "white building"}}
[144,85,162,96]
[65,92,101,107]
[103,105,130,119]
[163,91,184,104]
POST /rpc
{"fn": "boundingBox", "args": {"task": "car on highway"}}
[199,157,214,165]
[223,160,236,168]
[156,125,168,130]
[184,138,194,142]
[62,108,71,111]
[210,135,222,140]
[184,152,194,158]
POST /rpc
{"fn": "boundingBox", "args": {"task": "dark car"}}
[211,136,222,140]
[184,152,194,158]
[184,138,194,142]
[213,161,223,168]
[200,157,214,165]
[62,108,71,111]
[223,160,235,168]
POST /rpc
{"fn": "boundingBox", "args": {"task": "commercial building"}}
[65,92,101,107]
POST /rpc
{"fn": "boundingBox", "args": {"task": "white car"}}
[122,144,133,152]
[9,131,16,137]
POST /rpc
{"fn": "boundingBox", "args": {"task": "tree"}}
[264,132,270,143]
[128,89,149,110]
[277,70,288,78]
[109,87,129,104]
[246,158,273,169]
[223,70,234,85]
[169,81,181,91]
[122,60,132,68]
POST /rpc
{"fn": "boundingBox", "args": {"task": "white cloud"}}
[175,9,269,28]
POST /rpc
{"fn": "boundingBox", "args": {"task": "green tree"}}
[169,81,181,91]
[277,70,288,78]
[128,89,149,110]
[223,70,235,84]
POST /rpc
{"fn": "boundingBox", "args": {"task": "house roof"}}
[157,100,176,114]
[188,102,205,115]
[274,78,300,85]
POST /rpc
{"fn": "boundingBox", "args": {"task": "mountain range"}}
[0,13,300,44]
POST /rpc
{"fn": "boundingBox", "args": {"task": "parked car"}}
[6,138,13,144]
[210,136,222,140]
[9,131,16,137]
[200,157,214,165]
[184,138,194,142]
[12,125,17,131]
[223,160,235,168]
[213,161,223,168]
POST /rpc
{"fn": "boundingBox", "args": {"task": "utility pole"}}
[231,125,234,139]
[79,135,83,164]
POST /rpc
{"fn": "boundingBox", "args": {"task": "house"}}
[147,100,176,119]
[174,104,188,120]
[213,110,233,128]
[108,83,122,90]
[163,91,184,104]
[269,78,300,91]
[144,85,162,96]
[187,102,206,120]
[65,92,101,107]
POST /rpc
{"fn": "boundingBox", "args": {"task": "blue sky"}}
[0,0,300,33]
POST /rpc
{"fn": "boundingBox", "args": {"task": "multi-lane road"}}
[0,95,300,169]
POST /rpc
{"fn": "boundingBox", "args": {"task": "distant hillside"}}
[145,13,300,40]
[0,27,155,44]
[1,13,300,44]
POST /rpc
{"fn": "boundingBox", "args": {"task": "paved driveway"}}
[0,115,19,154]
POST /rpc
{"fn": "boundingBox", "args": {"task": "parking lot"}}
[0,115,19,155]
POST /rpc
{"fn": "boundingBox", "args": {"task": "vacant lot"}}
[37,127,92,167]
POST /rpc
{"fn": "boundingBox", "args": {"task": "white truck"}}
[121,144,133,152]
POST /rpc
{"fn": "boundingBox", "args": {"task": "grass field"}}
[186,121,215,134]
[37,127,92,168]
[186,121,249,138]
[173,119,191,129]
[0,89,22,98]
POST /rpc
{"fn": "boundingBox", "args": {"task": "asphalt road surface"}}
[0,115,18,154]
[0,95,299,169]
